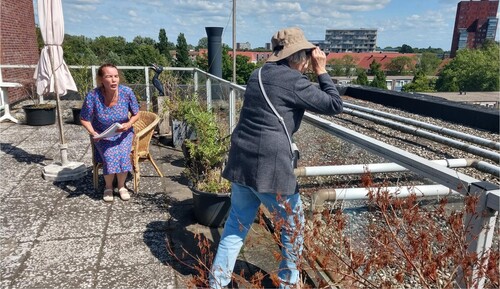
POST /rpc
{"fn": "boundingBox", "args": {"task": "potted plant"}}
[182,102,232,227]
[22,82,57,126]
[71,65,93,124]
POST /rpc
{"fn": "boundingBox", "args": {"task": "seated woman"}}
[80,63,140,202]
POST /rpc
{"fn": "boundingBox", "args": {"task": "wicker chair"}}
[130,111,163,191]
[91,111,163,192]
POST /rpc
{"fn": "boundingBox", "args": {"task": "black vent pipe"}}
[205,27,223,78]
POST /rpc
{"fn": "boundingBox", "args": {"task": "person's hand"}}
[117,121,133,132]
[310,47,327,75]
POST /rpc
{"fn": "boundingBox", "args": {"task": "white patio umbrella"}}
[35,0,86,181]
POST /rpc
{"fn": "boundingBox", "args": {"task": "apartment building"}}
[324,29,377,53]
[450,0,499,57]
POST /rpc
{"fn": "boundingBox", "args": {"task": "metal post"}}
[194,70,199,94]
[457,182,499,289]
[206,78,212,110]
[91,65,97,88]
[229,87,235,133]
[145,67,150,111]
[232,0,236,84]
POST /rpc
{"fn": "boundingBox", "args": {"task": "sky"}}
[33,0,500,51]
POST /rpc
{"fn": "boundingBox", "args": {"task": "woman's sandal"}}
[103,189,114,202]
[118,187,130,201]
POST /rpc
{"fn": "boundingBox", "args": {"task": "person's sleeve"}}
[128,88,140,115]
[294,73,343,115]
[80,91,94,121]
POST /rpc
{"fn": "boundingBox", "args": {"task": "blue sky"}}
[34,0,499,50]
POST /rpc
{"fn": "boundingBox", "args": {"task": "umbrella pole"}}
[48,47,69,166]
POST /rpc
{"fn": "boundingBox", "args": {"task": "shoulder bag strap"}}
[258,67,294,156]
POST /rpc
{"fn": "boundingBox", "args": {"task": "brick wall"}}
[1,0,39,103]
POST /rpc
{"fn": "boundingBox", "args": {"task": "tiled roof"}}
[326,52,418,70]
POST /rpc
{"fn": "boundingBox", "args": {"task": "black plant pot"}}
[23,104,56,126]
[192,188,231,228]
[72,107,82,125]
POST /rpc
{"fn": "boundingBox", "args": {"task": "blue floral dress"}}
[81,85,140,175]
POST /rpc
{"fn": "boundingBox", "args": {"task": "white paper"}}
[93,123,123,140]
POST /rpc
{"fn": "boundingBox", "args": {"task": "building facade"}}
[450,0,499,57]
[0,0,39,103]
[236,42,251,50]
[324,29,377,53]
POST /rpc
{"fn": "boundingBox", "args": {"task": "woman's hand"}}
[310,47,327,75]
[118,121,133,132]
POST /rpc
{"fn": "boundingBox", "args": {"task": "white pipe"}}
[310,185,458,211]
[344,102,500,150]
[342,107,500,163]
[295,158,474,177]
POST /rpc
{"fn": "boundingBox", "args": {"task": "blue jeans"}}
[209,183,304,289]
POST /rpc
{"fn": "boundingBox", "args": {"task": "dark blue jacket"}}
[222,62,343,194]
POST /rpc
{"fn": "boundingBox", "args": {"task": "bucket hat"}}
[267,27,316,62]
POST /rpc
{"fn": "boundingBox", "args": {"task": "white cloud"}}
[42,0,493,50]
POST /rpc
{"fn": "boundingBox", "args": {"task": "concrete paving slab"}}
[0,145,51,162]
[95,263,179,289]
[9,181,67,201]
[0,181,18,196]
[12,269,95,289]
[37,207,108,241]
[0,163,33,186]
[0,240,32,280]
[21,237,101,273]
[100,232,171,268]
[107,203,170,234]
[0,210,50,243]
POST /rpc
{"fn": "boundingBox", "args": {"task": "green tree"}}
[157,29,173,65]
[194,52,208,71]
[367,59,381,75]
[435,42,499,92]
[133,36,156,46]
[234,55,257,84]
[402,69,436,92]
[413,46,444,55]
[386,56,415,75]
[352,69,369,85]
[91,36,127,61]
[221,44,233,80]
[63,34,95,64]
[36,25,44,52]
[197,37,208,50]
[418,52,442,76]
[328,55,357,77]
[175,33,192,68]
[399,44,414,53]
[369,60,387,89]
[123,42,167,84]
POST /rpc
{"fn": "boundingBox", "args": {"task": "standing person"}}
[80,63,140,202]
[209,27,343,288]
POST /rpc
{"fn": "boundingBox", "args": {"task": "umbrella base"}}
[42,161,87,182]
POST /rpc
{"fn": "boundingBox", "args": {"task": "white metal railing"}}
[0,65,245,128]
[1,64,497,288]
